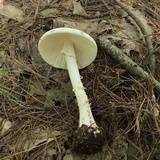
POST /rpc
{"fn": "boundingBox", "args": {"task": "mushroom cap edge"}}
[38,27,97,69]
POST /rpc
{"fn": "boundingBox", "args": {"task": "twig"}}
[101,0,110,10]
[114,0,155,76]
[98,36,160,93]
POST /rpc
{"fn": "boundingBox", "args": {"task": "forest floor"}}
[0,0,160,159]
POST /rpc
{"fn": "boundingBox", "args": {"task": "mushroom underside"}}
[72,124,106,154]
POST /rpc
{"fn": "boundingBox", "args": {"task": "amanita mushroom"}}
[38,28,106,154]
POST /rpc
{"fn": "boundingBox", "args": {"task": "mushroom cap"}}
[38,28,97,69]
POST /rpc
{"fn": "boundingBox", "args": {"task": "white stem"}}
[61,41,97,127]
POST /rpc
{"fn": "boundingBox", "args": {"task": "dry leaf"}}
[111,129,128,160]
[23,128,61,151]
[0,4,24,22]
[0,0,4,9]
[73,1,87,16]
[0,118,12,135]
[41,8,59,16]
[153,107,159,117]
[53,18,98,35]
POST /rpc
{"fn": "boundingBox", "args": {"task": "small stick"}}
[99,36,160,93]
[101,0,110,10]
[114,0,155,75]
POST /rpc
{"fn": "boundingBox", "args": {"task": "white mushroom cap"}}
[38,27,97,69]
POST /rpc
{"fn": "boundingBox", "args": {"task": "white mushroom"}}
[38,27,105,154]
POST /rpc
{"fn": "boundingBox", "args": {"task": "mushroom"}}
[38,28,106,154]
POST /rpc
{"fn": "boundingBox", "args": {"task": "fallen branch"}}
[98,36,160,93]
[114,0,155,75]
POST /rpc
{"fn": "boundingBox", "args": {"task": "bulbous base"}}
[72,124,106,154]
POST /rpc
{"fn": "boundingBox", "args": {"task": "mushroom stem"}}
[61,41,97,128]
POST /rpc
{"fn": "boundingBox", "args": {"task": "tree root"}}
[98,36,160,94]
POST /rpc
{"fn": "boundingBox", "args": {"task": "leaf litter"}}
[0,0,160,159]
[0,2,24,22]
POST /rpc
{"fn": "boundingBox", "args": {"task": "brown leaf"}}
[73,1,88,16]
[0,0,4,9]
[0,4,24,22]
